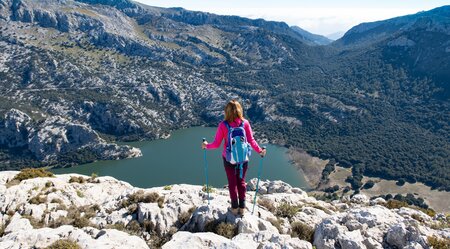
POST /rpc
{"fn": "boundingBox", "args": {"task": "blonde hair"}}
[224,100,244,123]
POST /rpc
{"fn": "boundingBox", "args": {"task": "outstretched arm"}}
[205,122,225,149]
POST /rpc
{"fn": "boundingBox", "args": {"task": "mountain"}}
[334,6,450,99]
[335,6,450,47]
[326,31,345,40]
[0,0,449,192]
[0,171,448,248]
[290,26,333,45]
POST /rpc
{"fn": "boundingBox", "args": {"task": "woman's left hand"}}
[201,141,208,149]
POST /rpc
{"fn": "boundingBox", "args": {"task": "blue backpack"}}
[224,120,252,178]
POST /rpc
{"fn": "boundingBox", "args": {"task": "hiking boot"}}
[238,208,245,216]
[231,208,239,215]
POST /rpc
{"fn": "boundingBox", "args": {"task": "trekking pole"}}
[202,138,210,206]
[252,146,266,215]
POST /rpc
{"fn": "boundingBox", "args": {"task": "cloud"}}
[193,7,423,35]
[134,1,432,35]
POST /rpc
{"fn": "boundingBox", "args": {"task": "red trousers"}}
[223,157,248,208]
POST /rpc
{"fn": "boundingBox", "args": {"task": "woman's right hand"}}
[201,141,208,149]
[259,148,267,157]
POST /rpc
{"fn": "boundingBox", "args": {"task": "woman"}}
[202,100,266,215]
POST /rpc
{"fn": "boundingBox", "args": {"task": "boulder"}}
[247,179,294,194]
[350,194,370,205]
[237,214,279,234]
[162,231,239,249]
[4,214,33,234]
[385,223,425,249]
[337,230,366,249]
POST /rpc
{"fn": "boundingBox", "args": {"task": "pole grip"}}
[202,138,206,142]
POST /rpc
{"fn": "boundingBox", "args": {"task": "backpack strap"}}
[224,121,232,152]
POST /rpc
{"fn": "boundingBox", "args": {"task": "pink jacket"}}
[206,118,263,158]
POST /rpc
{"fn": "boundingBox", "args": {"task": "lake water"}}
[52,127,309,189]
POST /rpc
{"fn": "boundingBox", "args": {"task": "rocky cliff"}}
[0,109,141,164]
[0,171,448,248]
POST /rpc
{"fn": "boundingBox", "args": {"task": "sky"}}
[134,0,449,37]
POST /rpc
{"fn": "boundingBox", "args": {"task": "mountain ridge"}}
[0,0,449,193]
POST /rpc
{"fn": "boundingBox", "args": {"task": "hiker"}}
[202,100,266,215]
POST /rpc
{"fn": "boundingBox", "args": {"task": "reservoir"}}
[52,127,309,189]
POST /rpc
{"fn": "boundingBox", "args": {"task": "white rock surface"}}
[162,231,239,249]
[0,171,447,249]
[0,224,149,249]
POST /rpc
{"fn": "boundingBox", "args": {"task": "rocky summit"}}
[0,171,448,248]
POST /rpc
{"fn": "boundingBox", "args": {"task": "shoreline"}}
[324,166,450,213]
[286,147,328,189]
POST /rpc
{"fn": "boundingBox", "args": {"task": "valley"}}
[0,0,448,194]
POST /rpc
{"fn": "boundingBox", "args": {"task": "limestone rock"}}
[162,231,239,249]
[4,214,33,234]
[0,109,142,163]
[350,194,370,205]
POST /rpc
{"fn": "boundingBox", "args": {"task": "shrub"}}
[49,205,96,229]
[50,198,63,205]
[177,206,196,227]
[258,198,276,213]
[0,223,5,237]
[29,195,47,205]
[88,173,100,183]
[276,202,300,220]
[69,176,86,184]
[202,185,215,193]
[310,203,332,215]
[157,196,165,208]
[396,178,406,186]
[127,204,138,214]
[106,222,126,231]
[148,227,177,248]
[142,220,155,233]
[45,188,58,194]
[45,239,80,249]
[7,209,15,216]
[324,185,339,193]
[45,181,54,188]
[290,221,314,243]
[363,180,375,189]
[427,236,450,249]
[383,200,409,209]
[163,185,172,190]
[76,190,84,198]
[205,220,237,239]
[343,186,351,193]
[122,191,164,208]
[268,218,283,233]
[23,214,44,228]
[91,204,101,212]
[126,220,142,235]
[13,168,54,182]
[72,216,91,228]
[411,214,425,223]
[216,222,237,239]
[413,207,436,218]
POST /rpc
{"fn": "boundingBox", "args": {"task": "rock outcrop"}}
[0,171,448,249]
[0,109,142,163]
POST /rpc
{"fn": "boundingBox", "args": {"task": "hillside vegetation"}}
[0,1,448,191]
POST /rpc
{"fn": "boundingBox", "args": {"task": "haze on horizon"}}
[134,0,449,38]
